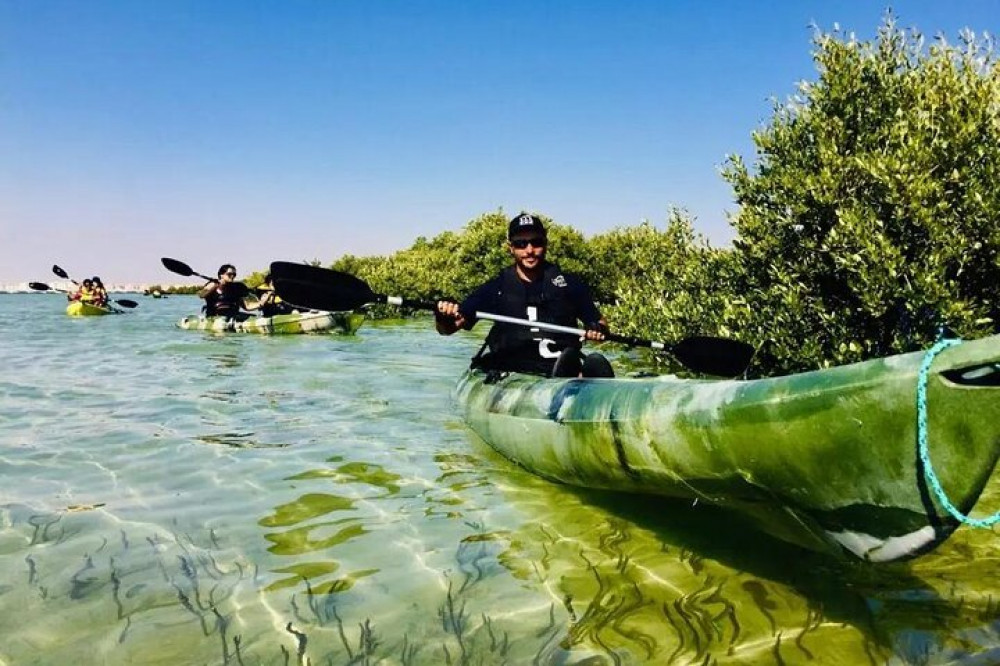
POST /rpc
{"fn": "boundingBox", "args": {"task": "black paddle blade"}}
[269,262,371,292]
[270,262,378,310]
[669,336,755,377]
[161,257,195,277]
[272,277,371,311]
[29,282,52,291]
[115,299,139,308]
[52,265,69,279]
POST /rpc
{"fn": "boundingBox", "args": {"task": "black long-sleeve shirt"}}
[458,271,602,328]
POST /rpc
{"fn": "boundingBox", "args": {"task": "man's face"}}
[221,268,237,284]
[508,233,547,271]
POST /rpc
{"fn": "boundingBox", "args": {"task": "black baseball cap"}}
[508,213,546,239]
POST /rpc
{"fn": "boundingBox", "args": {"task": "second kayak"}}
[177,310,364,335]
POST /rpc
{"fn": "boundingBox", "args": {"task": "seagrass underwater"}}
[1,292,999,664]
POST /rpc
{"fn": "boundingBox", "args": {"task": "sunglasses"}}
[510,237,547,249]
[224,272,236,277]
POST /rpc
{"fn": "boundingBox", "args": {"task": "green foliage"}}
[722,16,1000,374]
[444,211,513,298]
[243,271,266,289]
[330,254,383,278]
[591,212,738,370]
[365,232,462,302]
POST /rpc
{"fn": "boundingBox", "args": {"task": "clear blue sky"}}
[2,1,997,283]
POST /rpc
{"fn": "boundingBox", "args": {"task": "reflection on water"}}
[0,296,998,664]
[288,460,403,496]
[195,431,289,448]
[208,351,243,371]
[201,388,240,403]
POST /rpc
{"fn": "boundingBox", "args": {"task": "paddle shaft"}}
[379,295,663,348]
[470,311,660,348]
[182,268,218,283]
[290,285,667,350]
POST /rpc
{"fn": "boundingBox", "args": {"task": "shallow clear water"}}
[1,293,998,665]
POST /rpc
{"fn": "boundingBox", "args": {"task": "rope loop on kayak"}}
[917,336,1000,528]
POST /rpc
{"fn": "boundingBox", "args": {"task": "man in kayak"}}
[199,264,247,319]
[435,212,612,377]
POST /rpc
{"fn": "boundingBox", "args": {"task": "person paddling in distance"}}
[435,213,613,378]
[69,278,95,303]
[199,264,248,319]
[256,273,294,317]
[90,277,109,307]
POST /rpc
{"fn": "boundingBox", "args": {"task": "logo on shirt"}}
[551,275,567,288]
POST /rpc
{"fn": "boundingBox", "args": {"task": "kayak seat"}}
[552,348,615,378]
[582,353,615,378]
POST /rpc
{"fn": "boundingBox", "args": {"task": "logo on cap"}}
[518,214,534,226]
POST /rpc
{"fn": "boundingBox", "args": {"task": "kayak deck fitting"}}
[456,334,1000,562]
[177,309,364,335]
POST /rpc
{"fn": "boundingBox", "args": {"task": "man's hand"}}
[583,320,608,342]
[435,300,466,334]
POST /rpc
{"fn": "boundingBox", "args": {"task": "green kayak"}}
[177,310,364,335]
[456,335,1000,562]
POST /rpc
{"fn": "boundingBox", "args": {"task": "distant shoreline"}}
[0,282,196,294]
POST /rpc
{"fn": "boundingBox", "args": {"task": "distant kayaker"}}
[90,277,109,306]
[69,279,95,303]
[199,264,247,319]
[435,212,612,377]
[256,273,294,317]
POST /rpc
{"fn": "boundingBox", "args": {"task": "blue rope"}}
[917,337,1000,528]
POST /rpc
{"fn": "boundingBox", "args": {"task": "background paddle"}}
[52,264,79,284]
[160,257,251,300]
[160,258,219,283]
[270,261,755,377]
[29,282,137,308]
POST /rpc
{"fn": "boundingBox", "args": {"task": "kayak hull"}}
[66,302,118,316]
[177,310,364,335]
[456,335,1000,562]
